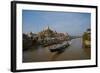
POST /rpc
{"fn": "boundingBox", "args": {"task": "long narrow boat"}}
[49,41,71,52]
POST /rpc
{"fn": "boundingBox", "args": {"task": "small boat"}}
[49,41,71,52]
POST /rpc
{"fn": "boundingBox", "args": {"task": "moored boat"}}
[49,41,71,52]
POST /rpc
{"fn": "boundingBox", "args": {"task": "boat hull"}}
[50,43,70,52]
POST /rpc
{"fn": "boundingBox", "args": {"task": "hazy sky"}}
[22,10,91,36]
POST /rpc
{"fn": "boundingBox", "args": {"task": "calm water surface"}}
[23,38,91,62]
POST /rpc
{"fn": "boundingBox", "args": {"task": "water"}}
[23,38,90,62]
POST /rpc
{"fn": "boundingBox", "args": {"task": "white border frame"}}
[15,2,97,70]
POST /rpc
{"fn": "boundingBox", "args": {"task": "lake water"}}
[23,38,91,62]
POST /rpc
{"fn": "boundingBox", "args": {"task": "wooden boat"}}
[49,41,71,52]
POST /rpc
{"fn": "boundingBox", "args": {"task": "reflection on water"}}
[23,38,91,62]
[83,48,91,57]
[50,49,66,61]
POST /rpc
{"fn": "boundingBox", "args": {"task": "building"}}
[82,28,91,48]
[37,26,70,45]
[23,26,70,47]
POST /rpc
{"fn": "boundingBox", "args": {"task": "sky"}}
[22,10,91,36]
